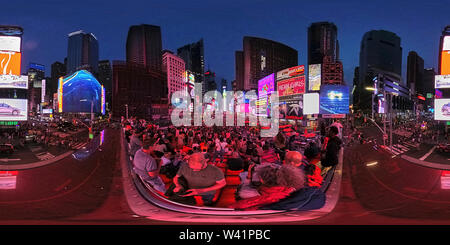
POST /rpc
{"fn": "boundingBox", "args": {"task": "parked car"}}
[0,144,14,155]
[0,103,20,115]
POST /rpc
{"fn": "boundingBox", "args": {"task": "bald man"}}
[284,151,303,168]
[173,153,226,205]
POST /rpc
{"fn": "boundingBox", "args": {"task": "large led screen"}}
[441,51,450,75]
[276,65,305,81]
[0,75,28,89]
[0,99,28,121]
[435,75,450,89]
[434,99,450,121]
[277,76,305,96]
[319,85,349,115]
[0,51,21,75]
[279,95,303,120]
[308,64,321,91]
[0,36,21,53]
[59,70,102,113]
[303,93,319,115]
[258,73,274,98]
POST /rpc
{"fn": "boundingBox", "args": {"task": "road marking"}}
[388,147,402,155]
[419,146,437,161]
[404,142,417,148]
[36,152,55,161]
[0,158,21,162]
[394,144,409,151]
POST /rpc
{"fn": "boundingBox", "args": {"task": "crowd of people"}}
[123,116,344,210]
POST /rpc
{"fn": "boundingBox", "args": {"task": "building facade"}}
[177,39,205,94]
[67,30,99,75]
[355,30,403,112]
[241,36,298,91]
[307,22,339,65]
[112,61,167,120]
[162,51,186,102]
[406,51,424,96]
[98,60,112,111]
[126,24,163,72]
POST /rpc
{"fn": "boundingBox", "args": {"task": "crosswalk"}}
[36,152,55,161]
[385,142,419,156]
[72,142,88,150]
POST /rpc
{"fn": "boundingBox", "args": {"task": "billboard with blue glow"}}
[319,85,349,115]
[59,70,102,113]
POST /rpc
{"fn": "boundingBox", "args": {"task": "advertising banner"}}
[276,65,305,81]
[303,93,320,115]
[441,51,450,75]
[277,76,305,96]
[308,64,321,91]
[0,75,28,89]
[258,73,274,98]
[279,94,303,120]
[0,36,21,53]
[319,85,349,115]
[435,75,450,89]
[0,99,28,121]
[0,51,21,75]
[434,99,450,121]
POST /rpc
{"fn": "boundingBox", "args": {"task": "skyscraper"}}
[98,60,112,110]
[67,30,99,75]
[234,51,244,91]
[162,51,186,102]
[355,30,402,111]
[177,39,205,93]
[241,36,298,91]
[126,24,162,71]
[406,51,424,96]
[308,22,339,65]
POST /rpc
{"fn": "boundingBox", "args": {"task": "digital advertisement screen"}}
[0,99,28,121]
[0,75,28,89]
[42,109,53,114]
[434,99,450,121]
[277,76,305,96]
[435,75,450,89]
[303,93,320,115]
[257,73,274,98]
[60,70,102,113]
[443,36,450,51]
[276,65,305,81]
[0,51,21,75]
[308,64,321,91]
[0,36,21,53]
[441,51,450,75]
[101,85,106,115]
[319,85,349,115]
[279,95,303,120]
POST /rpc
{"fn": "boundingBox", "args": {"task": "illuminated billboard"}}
[435,75,450,89]
[303,93,320,115]
[101,85,105,115]
[0,75,28,89]
[434,99,450,121]
[0,51,21,75]
[279,95,303,120]
[0,36,21,53]
[277,76,305,97]
[276,65,305,81]
[308,64,321,91]
[257,73,275,98]
[319,85,349,115]
[0,99,28,121]
[441,51,450,75]
[59,70,102,113]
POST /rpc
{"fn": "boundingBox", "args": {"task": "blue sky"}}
[1,0,449,86]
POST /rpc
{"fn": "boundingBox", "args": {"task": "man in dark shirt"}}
[321,126,342,167]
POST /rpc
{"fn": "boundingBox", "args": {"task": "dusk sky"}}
[1,0,449,87]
